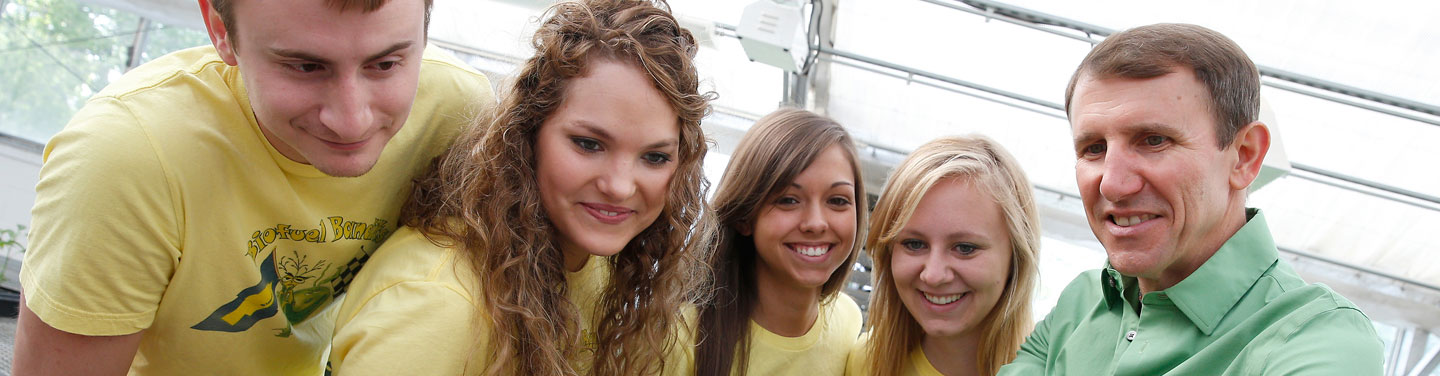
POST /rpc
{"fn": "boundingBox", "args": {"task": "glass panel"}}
[0,0,207,144]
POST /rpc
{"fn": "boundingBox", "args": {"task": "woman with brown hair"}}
[847,135,1040,376]
[327,0,714,374]
[693,107,867,376]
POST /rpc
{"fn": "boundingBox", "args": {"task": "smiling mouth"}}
[922,291,966,305]
[319,138,368,151]
[1110,214,1157,227]
[582,203,633,224]
[789,244,832,257]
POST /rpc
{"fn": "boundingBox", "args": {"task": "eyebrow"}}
[268,41,415,65]
[897,228,989,242]
[789,181,856,190]
[1072,122,1175,149]
[575,121,678,150]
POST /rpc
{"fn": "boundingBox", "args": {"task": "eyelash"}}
[898,239,980,255]
[643,152,672,165]
[572,137,673,166]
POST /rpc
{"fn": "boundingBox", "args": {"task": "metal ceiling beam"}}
[1408,345,1440,376]
[937,0,1440,127]
[125,17,152,71]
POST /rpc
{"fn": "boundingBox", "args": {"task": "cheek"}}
[536,140,574,204]
[750,210,790,244]
[889,252,922,287]
[375,77,420,120]
[640,166,678,210]
[831,210,859,244]
[248,76,313,124]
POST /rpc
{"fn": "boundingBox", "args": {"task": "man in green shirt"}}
[999,23,1384,375]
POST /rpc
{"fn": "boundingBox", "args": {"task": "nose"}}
[799,201,830,234]
[318,72,375,141]
[1098,148,1143,202]
[596,157,638,201]
[917,251,955,286]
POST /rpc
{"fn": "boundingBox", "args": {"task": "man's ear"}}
[198,0,238,66]
[1229,121,1271,191]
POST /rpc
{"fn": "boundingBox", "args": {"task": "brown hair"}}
[208,0,435,47]
[861,135,1039,376]
[695,108,867,376]
[1064,23,1260,147]
[401,0,713,375]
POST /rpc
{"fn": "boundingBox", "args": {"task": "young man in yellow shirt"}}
[13,0,492,374]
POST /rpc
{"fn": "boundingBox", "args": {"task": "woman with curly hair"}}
[847,135,1040,376]
[327,0,714,374]
[692,108,867,376]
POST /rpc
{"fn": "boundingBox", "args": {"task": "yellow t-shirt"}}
[845,334,945,376]
[21,45,492,375]
[330,226,634,375]
[739,293,863,375]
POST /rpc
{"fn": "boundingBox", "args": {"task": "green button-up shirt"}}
[1000,209,1383,375]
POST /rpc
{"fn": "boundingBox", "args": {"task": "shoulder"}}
[1239,282,1383,374]
[335,226,479,325]
[328,228,487,374]
[94,46,231,100]
[845,332,873,376]
[416,46,494,108]
[1048,269,1108,315]
[57,46,249,160]
[1260,291,1383,373]
[827,293,864,335]
[829,293,863,321]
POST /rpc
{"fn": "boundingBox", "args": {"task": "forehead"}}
[906,177,1003,232]
[790,144,856,188]
[549,59,679,143]
[230,0,426,55]
[1069,71,1215,140]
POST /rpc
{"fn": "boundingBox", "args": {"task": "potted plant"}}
[0,224,25,317]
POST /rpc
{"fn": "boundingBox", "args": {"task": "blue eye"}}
[1144,135,1168,146]
[571,137,601,152]
[1083,142,1105,156]
[900,239,926,252]
[953,243,979,255]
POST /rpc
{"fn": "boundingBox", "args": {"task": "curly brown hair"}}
[400,0,715,374]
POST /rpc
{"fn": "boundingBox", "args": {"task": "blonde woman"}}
[693,108,867,376]
[849,135,1040,376]
[327,0,714,375]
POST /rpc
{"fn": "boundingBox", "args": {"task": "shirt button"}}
[1126,330,1138,341]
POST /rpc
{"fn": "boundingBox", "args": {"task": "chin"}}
[580,238,630,257]
[315,162,378,178]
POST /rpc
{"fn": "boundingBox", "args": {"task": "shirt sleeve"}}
[999,270,1099,375]
[329,280,480,375]
[20,97,182,336]
[1262,307,1384,376]
[999,306,1052,375]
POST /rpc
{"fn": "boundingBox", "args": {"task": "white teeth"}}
[598,209,618,217]
[1113,214,1155,227]
[923,292,964,305]
[793,245,830,257]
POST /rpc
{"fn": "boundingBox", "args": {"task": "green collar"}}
[1102,208,1278,335]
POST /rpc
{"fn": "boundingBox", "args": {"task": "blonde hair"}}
[696,108,867,376]
[861,135,1039,376]
[400,0,714,374]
